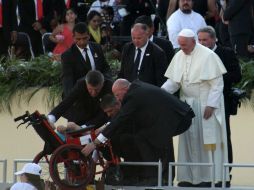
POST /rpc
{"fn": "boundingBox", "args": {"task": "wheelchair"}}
[14,110,122,190]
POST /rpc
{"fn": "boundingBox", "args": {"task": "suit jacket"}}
[61,42,111,96]
[223,0,252,36]
[118,41,168,86]
[17,0,53,32]
[50,78,113,126]
[215,45,242,114]
[102,80,194,149]
[153,36,174,66]
[1,0,17,41]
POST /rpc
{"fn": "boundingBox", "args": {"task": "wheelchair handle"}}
[14,111,30,122]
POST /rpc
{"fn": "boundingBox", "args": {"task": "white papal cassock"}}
[162,43,230,184]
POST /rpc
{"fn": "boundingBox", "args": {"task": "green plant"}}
[236,59,254,108]
[0,52,121,114]
[0,55,62,113]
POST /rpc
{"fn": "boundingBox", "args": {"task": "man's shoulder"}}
[123,42,134,49]
[89,42,102,49]
[148,41,165,54]
[216,45,234,54]
[153,37,173,48]
[122,42,134,54]
[192,10,206,20]
[61,44,77,58]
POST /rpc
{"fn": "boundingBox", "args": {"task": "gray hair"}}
[131,23,149,33]
[197,26,217,39]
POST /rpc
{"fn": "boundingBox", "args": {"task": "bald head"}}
[112,79,131,102]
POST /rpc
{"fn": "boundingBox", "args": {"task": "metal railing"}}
[0,159,252,189]
[0,159,7,183]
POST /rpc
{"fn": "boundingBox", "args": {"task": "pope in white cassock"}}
[162,29,230,186]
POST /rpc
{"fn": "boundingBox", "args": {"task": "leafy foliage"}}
[0,53,121,114]
[236,59,254,108]
[0,54,253,113]
[0,56,62,113]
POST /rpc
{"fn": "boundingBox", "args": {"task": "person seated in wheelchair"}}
[82,79,195,185]
[47,70,113,136]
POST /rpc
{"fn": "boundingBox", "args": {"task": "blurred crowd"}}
[0,0,253,60]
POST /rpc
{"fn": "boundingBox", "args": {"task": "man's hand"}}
[32,22,42,31]
[11,31,17,44]
[57,125,66,134]
[203,106,215,120]
[81,142,96,156]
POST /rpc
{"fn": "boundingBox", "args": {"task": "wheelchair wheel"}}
[33,151,52,181]
[49,144,95,190]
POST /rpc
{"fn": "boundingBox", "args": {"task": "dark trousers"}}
[111,133,175,180]
[0,29,9,57]
[230,34,251,58]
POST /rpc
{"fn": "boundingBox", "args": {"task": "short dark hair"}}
[197,26,217,39]
[87,10,101,23]
[85,70,104,86]
[100,94,118,110]
[73,22,88,34]
[134,15,153,28]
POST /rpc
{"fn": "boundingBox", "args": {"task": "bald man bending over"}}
[82,79,194,185]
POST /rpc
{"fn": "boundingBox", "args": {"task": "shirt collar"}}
[212,44,217,51]
[136,40,149,52]
[149,35,154,42]
[76,44,90,53]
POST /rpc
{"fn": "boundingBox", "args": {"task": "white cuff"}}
[80,124,87,129]
[97,133,108,143]
[47,114,56,123]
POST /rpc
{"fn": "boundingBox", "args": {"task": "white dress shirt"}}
[76,44,96,70]
[166,9,207,48]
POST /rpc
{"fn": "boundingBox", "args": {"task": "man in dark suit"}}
[119,0,156,35]
[198,26,242,187]
[223,0,253,58]
[61,22,110,97]
[83,79,195,185]
[134,15,175,66]
[48,70,112,128]
[0,0,17,56]
[17,0,54,56]
[118,23,168,87]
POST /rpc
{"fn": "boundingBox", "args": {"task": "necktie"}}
[0,2,2,27]
[133,48,142,77]
[83,48,91,68]
[37,0,43,20]
[66,0,71,9]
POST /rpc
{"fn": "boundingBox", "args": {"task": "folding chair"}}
[16,32,35,59]
[42,32,56,54]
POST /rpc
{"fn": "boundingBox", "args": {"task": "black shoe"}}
[197,182,212,187]
[215,181,231,187]
[178,181,196,187]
